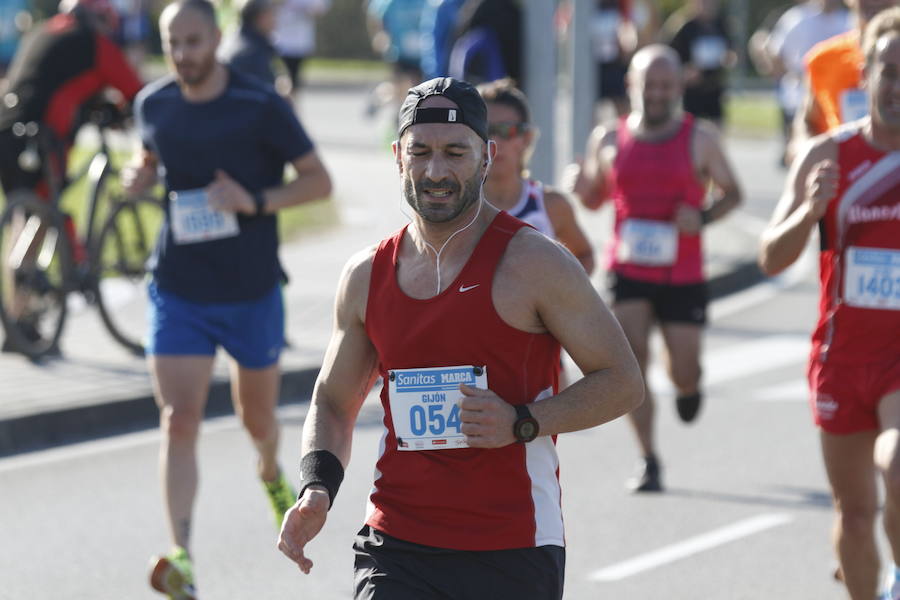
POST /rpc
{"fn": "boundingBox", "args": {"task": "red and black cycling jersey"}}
[0,13,142,141]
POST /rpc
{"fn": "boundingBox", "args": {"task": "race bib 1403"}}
[844,246,900,310]
[169,188,240,245]
[388,365,488,451]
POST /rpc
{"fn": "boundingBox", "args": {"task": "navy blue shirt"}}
[135,68,313,303]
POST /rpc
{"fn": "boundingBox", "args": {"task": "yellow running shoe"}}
[149,546,196,600]
[263,470,297,525]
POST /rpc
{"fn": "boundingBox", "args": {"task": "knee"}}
[241,411,276,442]
[160,404,202,442]
[837,505,877,539]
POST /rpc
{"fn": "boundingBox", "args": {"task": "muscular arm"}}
[302,247,380,465]
[543,187,595,275]
[278,248,380,573]
[495,232,643,437]
[759,136,837,275]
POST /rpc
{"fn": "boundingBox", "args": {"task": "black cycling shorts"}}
[353,526,565,600]
[609,272,708,325]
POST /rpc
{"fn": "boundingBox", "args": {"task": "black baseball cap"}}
[397,77,489,142]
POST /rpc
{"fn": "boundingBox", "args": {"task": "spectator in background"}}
[0,0,30,78]
[365,0,426,116]
[591,0,637,118]
[273,0,329,98]
[218,0,280,87]
[448,0,521,86]
[112,0,151,67]
[663,0,737,127]
[751,0,850,167]
[419,0,464,80]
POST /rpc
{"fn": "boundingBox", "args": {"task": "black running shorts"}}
[608,272,708,325]
[353,526,565,600]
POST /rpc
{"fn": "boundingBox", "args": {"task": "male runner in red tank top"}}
[760,10,900,600]
[570,44,742,493]
[276,77,644,599]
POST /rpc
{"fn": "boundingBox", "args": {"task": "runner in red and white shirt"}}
[760,10,900,600]
[277,77,643,600]
[571,44,741,493]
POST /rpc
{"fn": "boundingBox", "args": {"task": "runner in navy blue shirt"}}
[123,1,332,596]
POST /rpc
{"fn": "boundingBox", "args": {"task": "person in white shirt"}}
[272,0,330,97]
[751,0,850,166]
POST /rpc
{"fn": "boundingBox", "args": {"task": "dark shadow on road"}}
[663,485,833,512]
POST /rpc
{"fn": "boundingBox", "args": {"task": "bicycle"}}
[0,104,164,360]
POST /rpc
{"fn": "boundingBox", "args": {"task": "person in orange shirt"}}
[794,0,897,151]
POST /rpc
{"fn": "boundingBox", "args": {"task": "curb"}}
[0,366,319,457]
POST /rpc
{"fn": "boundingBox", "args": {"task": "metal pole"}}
[524,0,556,183]
[570,0,595,162]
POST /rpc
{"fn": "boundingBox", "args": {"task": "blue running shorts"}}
[146,281,284,368]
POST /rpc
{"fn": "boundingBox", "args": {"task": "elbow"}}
[317,170,333,201]
[757,252,783,278]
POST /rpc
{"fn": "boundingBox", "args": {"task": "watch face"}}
[519,421,537,440]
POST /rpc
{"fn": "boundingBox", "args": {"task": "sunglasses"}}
[488,121,530,140]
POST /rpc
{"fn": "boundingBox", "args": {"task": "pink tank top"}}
[607,114,706,284]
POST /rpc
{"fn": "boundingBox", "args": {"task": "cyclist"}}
[760,10,900,599]
[124,0,332,597]
[277,77,643,599]
[569,44,742,492]
[0,0,141,200]
[0,0,142,353]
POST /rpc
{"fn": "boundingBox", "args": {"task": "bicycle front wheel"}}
[92,194,163,356]
[0,194,71,359]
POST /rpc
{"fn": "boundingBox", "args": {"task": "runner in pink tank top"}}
[759,13,900,598]
[277,77,643,600]
[570,44,742,493]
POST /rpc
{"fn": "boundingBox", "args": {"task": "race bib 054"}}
[388,365,488,451]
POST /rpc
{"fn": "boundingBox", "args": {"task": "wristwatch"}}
[513,404,539,443]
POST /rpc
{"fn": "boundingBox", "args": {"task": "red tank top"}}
[812,125,900,365]
[607,113,707,284]
[364,211,564,551]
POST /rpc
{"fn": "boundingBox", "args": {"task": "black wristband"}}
[299,450,344,509]
[253,190,266,217]
[700,208,713,226]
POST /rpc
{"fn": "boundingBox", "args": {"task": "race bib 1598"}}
[388,365,488,451]
[169,188,240,245]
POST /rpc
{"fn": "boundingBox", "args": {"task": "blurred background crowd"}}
[0,0,855,149]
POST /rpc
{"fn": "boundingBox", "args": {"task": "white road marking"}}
[750,379,809,403]
[588,513,793,582]
[647,334,810,394]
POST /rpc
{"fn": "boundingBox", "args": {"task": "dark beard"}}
[403,167,485,224]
